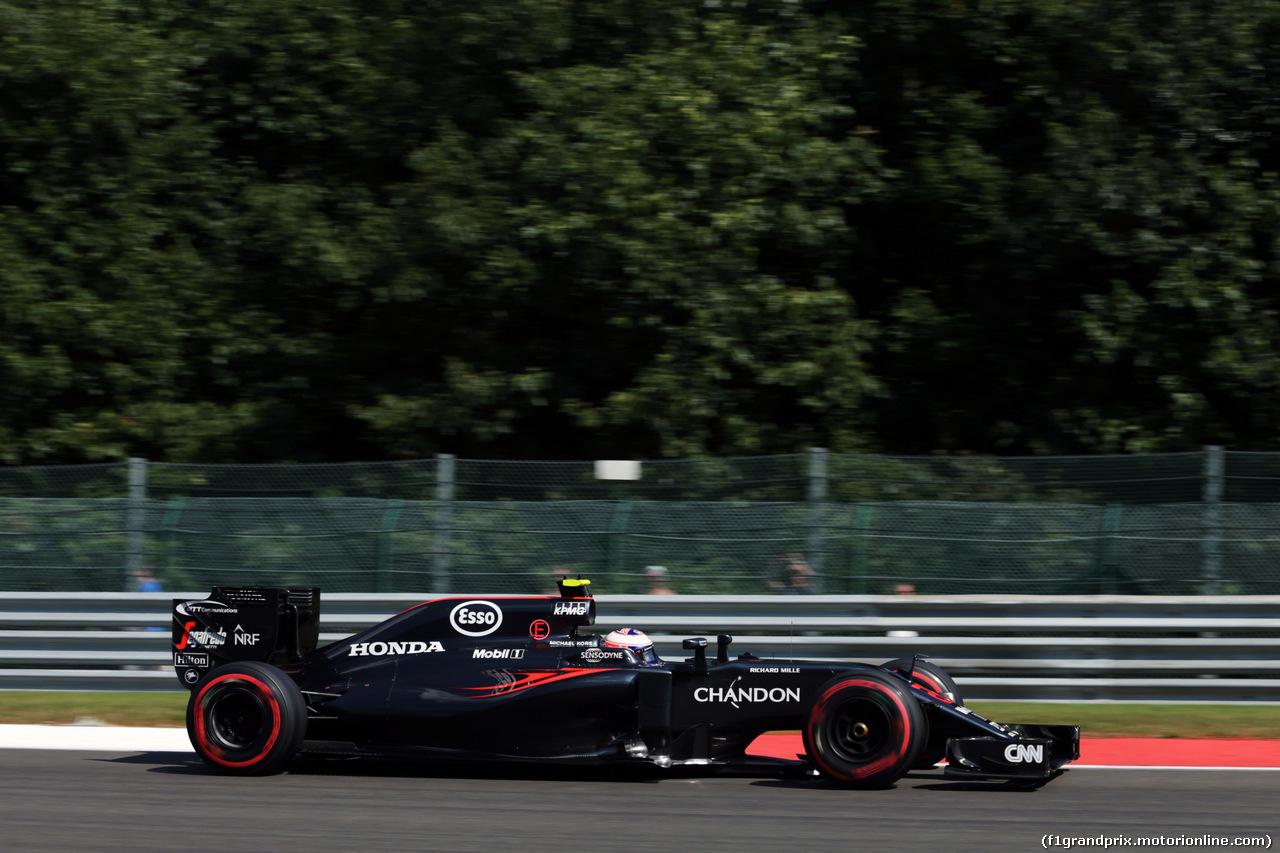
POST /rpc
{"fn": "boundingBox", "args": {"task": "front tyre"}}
[803,671,926,788]
[881,658,962,705]
[187,661,307,775]
[881,657,963,768]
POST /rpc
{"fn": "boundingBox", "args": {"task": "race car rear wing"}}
[172,586,320,689]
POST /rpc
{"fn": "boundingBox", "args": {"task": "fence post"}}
[849,503,876,594]
[433,454,455,595]
[607,500,634,591]
[159,495,185,584]
[1097,503,1122,593]
[376,498,404,594]
[807,448,828,593]
[125,458,148,590]
[1202,445,1224,595]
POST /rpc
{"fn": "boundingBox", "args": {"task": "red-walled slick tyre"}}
[187,661,307,775]
[803,670,926,788]
[881,658,963,705]
[881,657,963,768]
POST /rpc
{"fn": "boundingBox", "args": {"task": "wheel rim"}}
[207,687,268,751]
[826,695,892,764]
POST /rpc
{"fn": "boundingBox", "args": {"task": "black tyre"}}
[882,657,963,768]
[803,670,927,788]
[187,661,307,775]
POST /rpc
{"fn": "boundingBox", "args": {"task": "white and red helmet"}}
[604,628,661,666]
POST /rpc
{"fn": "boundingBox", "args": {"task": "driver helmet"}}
[604,628,661,666]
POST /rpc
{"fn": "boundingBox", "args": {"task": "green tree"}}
[352,5,886,458]
[852,0,1280,454]
[9,0,1280,465]
[0,1,238,462]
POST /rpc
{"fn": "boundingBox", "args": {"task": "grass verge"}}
[0,691,188,727]
[968,702,1280,740]
[0,692,1277,739]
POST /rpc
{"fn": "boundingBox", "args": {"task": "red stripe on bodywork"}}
[909,680,955,705]
[454,668,608,697]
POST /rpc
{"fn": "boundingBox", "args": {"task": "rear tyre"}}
[882,658,963,768]
[187,661,307,775]
[803,670,926,788]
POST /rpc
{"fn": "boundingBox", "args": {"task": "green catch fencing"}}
[0,448,1277,595]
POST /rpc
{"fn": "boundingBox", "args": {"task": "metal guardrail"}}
[1,593,1278,701]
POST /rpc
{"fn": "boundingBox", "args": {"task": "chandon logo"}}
[1003,743,1044,764]
[694,677,801,709]
[450,601,504,637]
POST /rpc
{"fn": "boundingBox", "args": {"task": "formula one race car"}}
[171,579,1079,786]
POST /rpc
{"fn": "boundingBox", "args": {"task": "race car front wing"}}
[944,724,1081,783]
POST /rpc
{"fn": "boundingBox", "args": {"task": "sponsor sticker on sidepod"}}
[694,676,801,709]
[450,600,504,637]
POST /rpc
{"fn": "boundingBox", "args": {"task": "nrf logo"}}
[233,624,260,646]
[450,601,503,637]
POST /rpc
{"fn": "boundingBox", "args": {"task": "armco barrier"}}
[1,592,1279,701]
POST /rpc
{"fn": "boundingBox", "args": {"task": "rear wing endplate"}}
[172,586,320,688]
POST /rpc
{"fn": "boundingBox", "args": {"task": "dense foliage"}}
[4,0,1280,463]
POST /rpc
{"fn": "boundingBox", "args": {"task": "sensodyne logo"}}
[581,648,625,662]
[694,676,801,709]
[450,600,504,637]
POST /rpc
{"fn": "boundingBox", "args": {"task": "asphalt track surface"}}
[1,741,1276,852]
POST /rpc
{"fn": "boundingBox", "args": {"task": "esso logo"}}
[450,600,504,637]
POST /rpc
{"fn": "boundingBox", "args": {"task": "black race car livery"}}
[172,579,1079,786]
